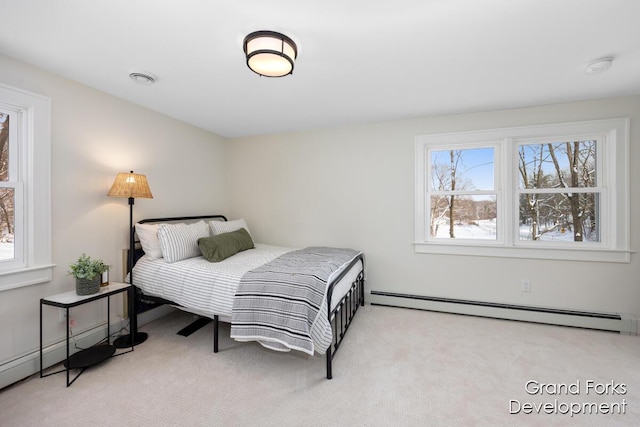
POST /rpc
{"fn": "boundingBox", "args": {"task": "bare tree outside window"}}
[430,147,496,240]
[0,112,14,260]
[518,140,598,242]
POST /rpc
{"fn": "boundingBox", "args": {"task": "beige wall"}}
[0,54,228,375]
[228,96,640,322]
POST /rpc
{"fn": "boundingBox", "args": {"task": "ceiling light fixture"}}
[129,71,157,85]
[585,57,613,75]
[243,30,297,77]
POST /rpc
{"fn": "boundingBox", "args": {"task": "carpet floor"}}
[1,304,639,426]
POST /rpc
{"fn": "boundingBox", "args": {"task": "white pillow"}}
[136,223,164,259]
[158,220,210,263]
[209,218,251,236]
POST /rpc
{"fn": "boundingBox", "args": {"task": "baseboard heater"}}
[369,291,637,335]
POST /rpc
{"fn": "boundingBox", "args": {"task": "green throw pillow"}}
[198,228,254,262]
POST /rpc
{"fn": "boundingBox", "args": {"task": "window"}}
[0,83,52,291]
[429,146,497,240]
[516,138,600,243]
[0,109,22,264]
[414,118,630,262]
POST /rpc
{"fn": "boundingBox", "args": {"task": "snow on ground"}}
[434,220,593,242]
[0,243,13,260]
[434,220,497,240]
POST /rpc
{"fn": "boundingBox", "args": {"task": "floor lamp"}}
[107,171,153,348]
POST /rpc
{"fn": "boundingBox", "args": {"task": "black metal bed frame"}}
[325,254,365,379]
[129,214,365,379]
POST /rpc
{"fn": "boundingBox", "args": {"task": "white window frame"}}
[414,118,630,263]
[0,83,53,291]
[425,142,503,245]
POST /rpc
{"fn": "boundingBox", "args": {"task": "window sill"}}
[414,243,631,263]
[0,264,56,292]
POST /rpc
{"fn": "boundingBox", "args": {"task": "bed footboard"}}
[211,254,365,380]
[325,254,365,379]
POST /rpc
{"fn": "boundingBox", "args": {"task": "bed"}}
[128,215,365,379]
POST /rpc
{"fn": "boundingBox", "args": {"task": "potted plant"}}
[68,254,109,295]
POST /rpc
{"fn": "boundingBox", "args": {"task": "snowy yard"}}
[0,243,13,260]
[434,219,586,242]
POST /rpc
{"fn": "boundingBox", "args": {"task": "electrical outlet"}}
[521,279,532,292]
[58,308,67,322]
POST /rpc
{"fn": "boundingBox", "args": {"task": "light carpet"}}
[1,305,639,426]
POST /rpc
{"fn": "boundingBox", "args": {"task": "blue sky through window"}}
[431,147,494,191]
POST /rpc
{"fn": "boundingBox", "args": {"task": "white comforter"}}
[131,243,290,320]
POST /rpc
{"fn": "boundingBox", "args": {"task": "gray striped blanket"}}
[230,246,360,355]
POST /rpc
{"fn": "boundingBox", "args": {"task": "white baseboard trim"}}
[0,320,124,390]
[0,305,176,391]
[138,304,176,327]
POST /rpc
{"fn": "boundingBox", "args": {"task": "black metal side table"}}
[40,282,133,386]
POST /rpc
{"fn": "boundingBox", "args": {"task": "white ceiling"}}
[1,0,639,138]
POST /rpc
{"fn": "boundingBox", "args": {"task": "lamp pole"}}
[110,171,151,348]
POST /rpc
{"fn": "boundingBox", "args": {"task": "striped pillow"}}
[209,218,251,237]
[158,220,210,263]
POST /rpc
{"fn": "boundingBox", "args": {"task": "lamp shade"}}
[243,30,297,77]
[107,171,153,199]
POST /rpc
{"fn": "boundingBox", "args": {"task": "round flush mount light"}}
[585,57,613,75]
[243,30,298,77]
[129,71,157,85]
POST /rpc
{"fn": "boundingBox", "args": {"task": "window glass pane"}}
[519,192,599,242]
[431,147,494,191]
[518,140,597,189]
[0,112,8,183]
[430,195,497,240]
[0,188,14,260]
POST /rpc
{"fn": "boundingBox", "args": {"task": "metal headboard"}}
[131,214,228,265]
